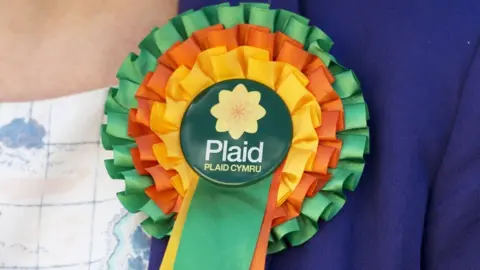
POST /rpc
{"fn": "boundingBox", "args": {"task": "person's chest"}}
[173,1,479,269]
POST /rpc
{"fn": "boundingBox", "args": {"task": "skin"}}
[0,0,177,102]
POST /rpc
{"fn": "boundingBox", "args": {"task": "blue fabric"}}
[149,0,480,269]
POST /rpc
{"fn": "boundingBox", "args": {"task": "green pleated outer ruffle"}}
[100,2,370,254]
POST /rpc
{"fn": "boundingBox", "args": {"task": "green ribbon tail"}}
[173,176,273,270]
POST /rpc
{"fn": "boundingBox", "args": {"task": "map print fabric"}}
[0,89,151,270]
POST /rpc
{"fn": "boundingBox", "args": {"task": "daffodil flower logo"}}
[210,84,266,139]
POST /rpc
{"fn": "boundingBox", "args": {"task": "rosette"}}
[101,2,370,269]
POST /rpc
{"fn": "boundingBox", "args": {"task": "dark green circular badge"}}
[180,79,293,186]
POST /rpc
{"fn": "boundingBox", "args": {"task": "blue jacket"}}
[150,1,480,269]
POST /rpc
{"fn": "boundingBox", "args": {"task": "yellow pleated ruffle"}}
[149,46,320,204]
